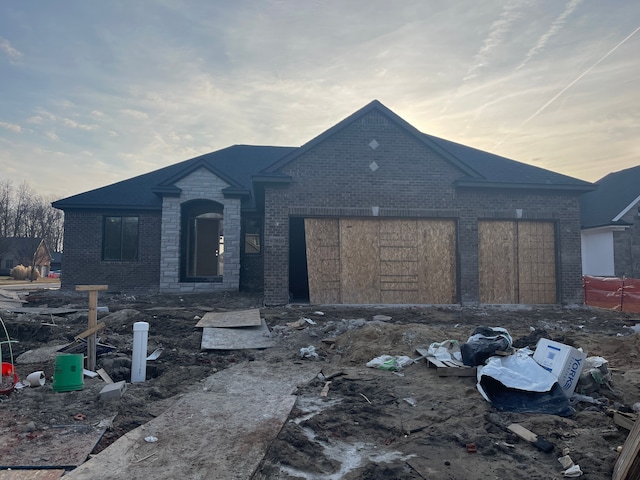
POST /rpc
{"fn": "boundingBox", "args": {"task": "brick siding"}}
[60,209,162,293]
[263,110,584,305]
[613,206,640,277]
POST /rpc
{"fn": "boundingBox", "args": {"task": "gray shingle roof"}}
[262,100,594,192]
[52,101,594,212]
[581,165,640,229]
[52,145,296,211]
[425,134,593,189]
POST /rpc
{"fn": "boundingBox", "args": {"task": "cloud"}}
[0,121,22,133]
[45,131,59,141]
[29,109,57,123]
[517,0,584,69]
[62,118,98,131]
[464,0,528,81]
[0,38,22,60]
[121,109,149,120]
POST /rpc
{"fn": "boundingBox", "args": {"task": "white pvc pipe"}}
[131,322,149,383]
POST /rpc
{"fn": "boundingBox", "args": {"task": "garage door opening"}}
[303,217,457,304]
[478,220,557,304]
[289,217,310,302]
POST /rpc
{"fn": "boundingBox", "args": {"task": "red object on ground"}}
[0,362,19,396]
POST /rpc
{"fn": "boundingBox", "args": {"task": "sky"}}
[1,1,639,201]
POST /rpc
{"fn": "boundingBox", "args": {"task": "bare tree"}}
[11,183,31,237]
[0,180,11,237]
[0,180,64,253]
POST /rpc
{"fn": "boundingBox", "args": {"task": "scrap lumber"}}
[422,354,477,377]
[613,405,640,480]
[74,322,105,340]
[507,424,554,453]
[614,411,637,431]
[415,347,476,377]
[97,368,114,384]
[75,285,108,371]
[195,309,262,328]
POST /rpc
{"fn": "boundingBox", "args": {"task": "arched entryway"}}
[181,200,224,281]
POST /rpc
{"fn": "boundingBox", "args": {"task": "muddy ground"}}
[1,288,640,479]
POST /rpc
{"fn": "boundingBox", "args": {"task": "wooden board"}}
[614,411,637,431]
[517,221,556,304]
[0,471,65,480]
[614,404,640,480]
[380,219,418,304]
[479,221,518,304]
[63,361,320,480]
[0,418,108,468]
[340,219,380,304]
[425,356,477,377]
[479,221,556,304]
[200,319,275,350]
[305,218,341,304]
[304,218,457,305]
[419,220,457,304]
[195,309,262,328]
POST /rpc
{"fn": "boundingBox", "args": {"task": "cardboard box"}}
[533,338,586,398]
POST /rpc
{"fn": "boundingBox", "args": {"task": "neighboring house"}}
[581,165,640,277]
[0,237,52,277]
[52,100,594,305]
[50,251,62,272]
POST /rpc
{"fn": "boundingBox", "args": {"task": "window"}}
[5,259,13,269]
[244,218,261,254]
[104,216,139,261]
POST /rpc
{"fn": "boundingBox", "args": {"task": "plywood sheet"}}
[518,221,556,304]
[0,420,107,468]
[195,308,262,328]
[64,361,320,480]
[379,220,418,303]
[479,221,518,304]
[305,218,340,304]
[419,220,457,304]
[0,471,65,480]
[200,319,275,350]
[340,219,380,304]
[305,218,458,305]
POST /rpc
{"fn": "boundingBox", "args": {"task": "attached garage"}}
[304,218,457,304]
[478,220,557,304]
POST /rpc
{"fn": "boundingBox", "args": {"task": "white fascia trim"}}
[612,193,640,221]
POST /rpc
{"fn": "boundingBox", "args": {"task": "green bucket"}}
[52,354,84,392]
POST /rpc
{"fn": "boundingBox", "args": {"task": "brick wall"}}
[614,207,640,277]
[263,110,584,305]
[61,209,162,293]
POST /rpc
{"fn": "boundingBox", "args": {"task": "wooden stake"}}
[76,285,108,371]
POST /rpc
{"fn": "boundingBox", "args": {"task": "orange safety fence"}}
[583,275,640,313]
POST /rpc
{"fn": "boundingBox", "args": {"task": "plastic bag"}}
[477,349,573,417]
[460,326,512,366]
[366,355,413,371]
[427,340,462,363]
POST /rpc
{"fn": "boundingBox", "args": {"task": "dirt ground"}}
[1,287,640,479]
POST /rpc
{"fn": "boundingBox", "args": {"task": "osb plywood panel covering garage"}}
[305,218,456,304]
[478,220,556,304]
[304,218,341,304]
